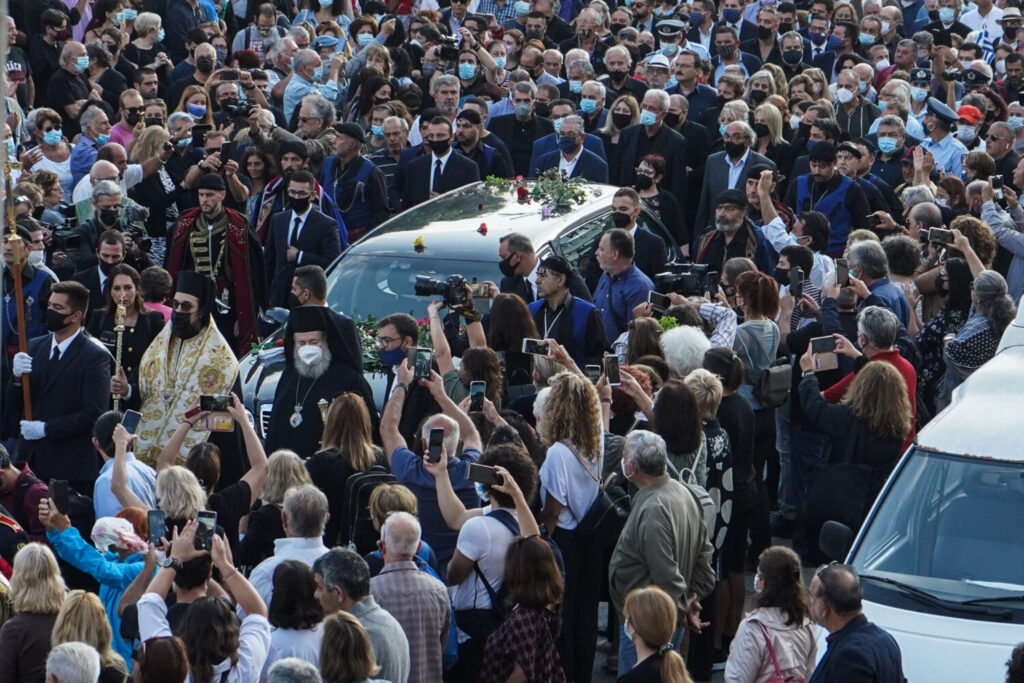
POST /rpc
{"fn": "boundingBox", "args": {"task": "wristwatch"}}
[161,557,183,572]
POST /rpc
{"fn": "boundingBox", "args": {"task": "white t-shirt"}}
[451,505,517,612]
[539,441,603,530]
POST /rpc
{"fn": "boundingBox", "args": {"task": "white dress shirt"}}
[727,148,751,189]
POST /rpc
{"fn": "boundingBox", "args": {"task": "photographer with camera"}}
[182,129,251,213]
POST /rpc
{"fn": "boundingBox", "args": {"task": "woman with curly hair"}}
[725,546,816,682]
[916,258,973,415]
[537,372,604,683]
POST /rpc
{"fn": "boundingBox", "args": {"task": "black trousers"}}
[553,526,602,683]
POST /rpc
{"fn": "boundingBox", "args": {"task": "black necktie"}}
[51,346,60,363]
[433,159,443,192]
[290,215,302,247]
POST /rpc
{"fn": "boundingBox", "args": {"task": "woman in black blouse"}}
[87,264,163,408]
[635,153,687,248]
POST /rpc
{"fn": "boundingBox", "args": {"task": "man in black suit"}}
[534,115,609,183]
[264,170,343,309]
[610,89,689,213]
[491,232,592,304]
[671,93,712,253]
[8,281,111,494]
[740,6,784,67]
[72,229,126,316]
[401,117,480,209]
[487,82,556,177]
[710,25,762,80]
[607,188,667,282]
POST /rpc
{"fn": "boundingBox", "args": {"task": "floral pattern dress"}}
[915,305,969,413]
[703,418,734,577]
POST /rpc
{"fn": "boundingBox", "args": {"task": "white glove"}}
[12,352,32,377]
[20,420,45,441]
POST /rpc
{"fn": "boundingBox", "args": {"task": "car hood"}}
[814,600,1021,681]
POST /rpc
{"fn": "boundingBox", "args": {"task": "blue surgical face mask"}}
[722,7,741,22]
[826,34,842,50]
[123,8,138,20]
[357,32,374,47]
[379,346,406,366]
[475,482,488,501]
[43,129,62,146]
[188,104,207,119]
[569,80,583,94]
[319,0,333,6]
[877,136,898,154]
[494,57,506,70]
[515,0,531,14]
[553,117,563,133]
[911,86,929,102]
[939,6,955,22]
[75,56,90,72]
[112,12,122,26]
[371,124,384,137]
[1009,115,1024,131]
[176,136,192,148]
[640,109,657,126]
[5,139,14,156]
[96,133,110,144]
[859,33,875,46]
[459,62,476,79]
[422,63,437,77]
[859,80,868,93]
[661,43,677,56]
[580,98,598,114]
[157,28,165,43]
[719,123,728,136]
[313,65,324,80]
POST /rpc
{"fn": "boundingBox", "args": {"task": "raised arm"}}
[422,450,481,531]
[112,424,149,510]
[420,370,483,452]
[427,299,456,376]
[381,360,414,466]
[157,406,208,472]
[227,393,268,504]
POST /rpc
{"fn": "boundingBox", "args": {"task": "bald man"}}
[71,142,172,221]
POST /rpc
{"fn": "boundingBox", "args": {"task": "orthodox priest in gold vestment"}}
[135,271,238,465]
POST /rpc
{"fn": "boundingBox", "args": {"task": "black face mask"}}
[611,211,632,229]
[196,56,214,73]
[99,207,120,226]
[664,112,681,128]
[773,266,790,286]
[534,102,551,118]
[634,173,654,190]
[171,310,201,339]
[782,49,803,65]
[45,308,70,332]
[718,44,737,59]
[287,291,304,309]
[753,122,771,138]
[757,25,773,40]
[98,259,120,276]
[144,117,163,128]
[779,21,793,34]
[499,253,517,277]
[610,22,628,36]
[290,196,311,213]
[749,89,768,104]
[525,29,544,41]
[798,122,811,138]
[428,138,451,155]
[221,97,239,110]
[715,94,729,107]
[612,112,633,129]
[124,111,141,126]
[725,141,746,158]
[928,9,940,20]
[607,68,628,82]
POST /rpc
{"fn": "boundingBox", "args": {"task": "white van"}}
[819,307,1024,681]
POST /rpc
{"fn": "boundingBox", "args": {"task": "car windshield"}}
[852,449,1024,606]
[325,253,496,322]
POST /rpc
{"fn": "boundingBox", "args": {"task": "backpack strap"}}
[485,508,520,537]
[758,622,785,678]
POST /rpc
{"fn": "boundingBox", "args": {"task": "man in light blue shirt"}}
[284,49,340,123]
[91,411,156,519]
[69,106,112,187]
[594,227,655,340]
[920,97,968,176]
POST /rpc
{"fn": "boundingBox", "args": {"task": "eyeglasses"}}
[376,335,401,347]
[42,124,62,132]
[987,134,1007,142]
[815,560,839,580]
[170,300,195,312]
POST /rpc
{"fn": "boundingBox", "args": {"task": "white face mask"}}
[297,344,324,365]
[837,88,855,104]
[790,114,802,129]
[875,57,890,70]
[957,126,978,143]
[27,250,45,266]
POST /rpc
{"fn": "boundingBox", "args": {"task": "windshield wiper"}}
[961,594,1024,606]
[859,573,1013,619]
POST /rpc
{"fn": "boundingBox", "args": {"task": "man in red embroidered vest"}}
[166,173,267,354]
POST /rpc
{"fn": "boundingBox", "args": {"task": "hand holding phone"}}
[414,348,433,379]
[49,480,70,515]
[121,409,143,435]
[522,338,550,355]
[147,509,166,547]
[427,428,445,463]
[604,354,621,386]
[194,511,217,551]
[468,463,503,485]
[469,381,486,411]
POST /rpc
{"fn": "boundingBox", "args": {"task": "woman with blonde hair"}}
[52,590,129,681]
[537,372,604,683]
[128,125,176,257]
[155,466,207,529]
[753,103,794,178]
[319,611,387,683]
[0,543,65,681]
[307,392,383,547]
[174,85,214,125]
[620,586,693,683]
[598,93,640,159]
[238,450,312,567]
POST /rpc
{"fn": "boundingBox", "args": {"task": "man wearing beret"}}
[166,173,268,355]
[319,123,390,244]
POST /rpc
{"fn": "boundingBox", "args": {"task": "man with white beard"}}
[265,305,378,458]
[694,188,775,272]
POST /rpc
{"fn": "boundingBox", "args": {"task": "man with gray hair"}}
[265,657,322,683]
[247,483,330,609]
[609,430,716,675]
[47,41,100,140]
[371,511,450,683]
[69,105,112,186]
[695,119,776,235]
[284,48,343,122]
[45,642,101,683]
[312,548,410,683]
[846,240,911,326]
[487,80,556,176]
[533,114,608,182]
[611,88,690,206]
[250,91,337,174]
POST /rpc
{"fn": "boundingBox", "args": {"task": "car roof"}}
[916,343,1024,462]
[347,180,617,261]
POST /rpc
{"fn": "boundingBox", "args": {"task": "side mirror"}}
[819,521,854,561]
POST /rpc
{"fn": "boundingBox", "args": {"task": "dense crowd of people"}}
[2,0,1024,680]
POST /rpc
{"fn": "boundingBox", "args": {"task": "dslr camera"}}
[653,262,709,297]
[439,35,460,65]
[124,205,152,253]
[415,274,469,308]
[224,99,256,117]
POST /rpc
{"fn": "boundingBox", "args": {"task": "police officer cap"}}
[926,97,958,125]
[657,19,686,38]
[196,173,225,191]
[960,68,991,85]
[909,68,931,83]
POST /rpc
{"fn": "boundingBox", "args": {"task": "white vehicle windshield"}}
[852,449,1024,609]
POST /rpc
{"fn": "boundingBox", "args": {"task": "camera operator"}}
[70,143,174,222]
[529,256,609,368]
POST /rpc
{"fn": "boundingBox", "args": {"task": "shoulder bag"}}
[745,325,790,408]
[564,443,630,551]
[758,622,804,683]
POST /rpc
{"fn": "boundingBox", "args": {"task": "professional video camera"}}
[439,35,460,66]
[51,228,81,252]
[414,274,468,309]
[653,262,709,297]
[123,204,152,252]
[224,99,256,118]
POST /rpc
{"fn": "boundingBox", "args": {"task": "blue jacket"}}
[808,614,906,683]
[528,133,606,177]
[533,148,609,183]
[48,526,146,669]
